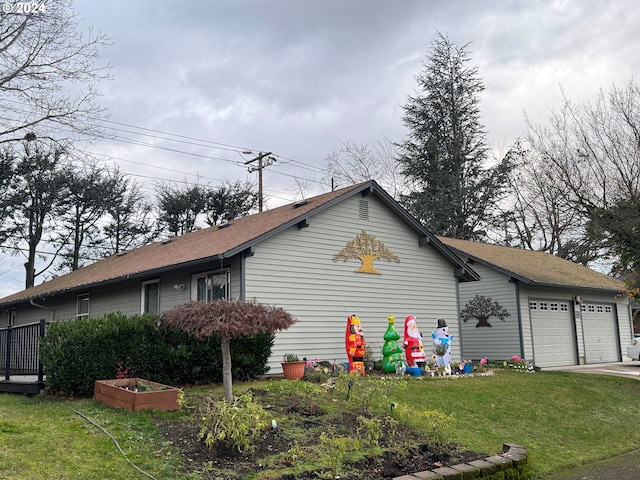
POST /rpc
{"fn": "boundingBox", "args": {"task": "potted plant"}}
[281,353,305,380]
[363,344,375,372]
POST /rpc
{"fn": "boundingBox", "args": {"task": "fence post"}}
[4,325,11,381]
[38,319,46,389]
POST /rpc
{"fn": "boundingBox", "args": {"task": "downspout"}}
[513,279,525,359]
[454,270,464,359]
[240,252,246,301]
[30,299,54,322]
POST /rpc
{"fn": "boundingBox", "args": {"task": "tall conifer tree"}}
[397,32,512,240]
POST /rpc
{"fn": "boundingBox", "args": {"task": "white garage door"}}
[580,303,619,363]
[530,299,576,367]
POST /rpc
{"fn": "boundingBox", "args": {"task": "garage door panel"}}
[530,299,575,368]
[581,303,618,363]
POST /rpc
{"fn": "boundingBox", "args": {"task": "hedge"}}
[39,312,274,397]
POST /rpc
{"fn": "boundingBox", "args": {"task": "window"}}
[76,293,90,319]
[560,303,568,312]
[141,280,160,314]
[588,305,595,313]
[605,306,612,313]
[529,302,537,310]
[596,305,603,313]
[550,303,558,311]
[539,302,548,311]
[192,270,229,301]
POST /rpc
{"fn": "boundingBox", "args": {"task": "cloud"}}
[0,0,637,297]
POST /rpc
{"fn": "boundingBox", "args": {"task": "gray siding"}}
[456,261,521,360]
[245,195,462,373]
[10,259,243,325]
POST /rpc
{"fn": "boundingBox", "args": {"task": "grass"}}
[1,368,639,479]
[0,394,187,480]
[394,370,640,476]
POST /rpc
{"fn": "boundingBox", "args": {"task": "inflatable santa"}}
[403,315,426,367]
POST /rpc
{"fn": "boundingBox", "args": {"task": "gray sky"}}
[1,0,638,297]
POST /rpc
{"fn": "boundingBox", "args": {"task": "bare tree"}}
[0,0,110,144]
[515,78,640,274]
[325,138,406,198]
[503,141,603,265]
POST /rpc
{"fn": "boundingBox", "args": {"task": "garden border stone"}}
[392,443,529,480]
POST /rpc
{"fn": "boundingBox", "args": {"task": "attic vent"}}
[359,200,369,220]
[293,199,307,208]
[218,221,231,229]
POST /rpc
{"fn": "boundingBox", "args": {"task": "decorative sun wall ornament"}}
[333,230,400,274]
[460,295,510,327]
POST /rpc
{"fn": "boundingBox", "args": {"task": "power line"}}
[2,97,329,176]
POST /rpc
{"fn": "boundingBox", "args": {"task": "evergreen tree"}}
[397,32,512,240]
[1,143,70,287]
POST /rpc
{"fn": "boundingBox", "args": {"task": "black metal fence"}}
[0,320,47,379]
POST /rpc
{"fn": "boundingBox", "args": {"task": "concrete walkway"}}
[545,361,640,379]
[545,449,640,480]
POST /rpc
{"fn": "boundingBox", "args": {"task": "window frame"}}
[191,269,230,302]
[141,279,160,314]
[76,293,90,319]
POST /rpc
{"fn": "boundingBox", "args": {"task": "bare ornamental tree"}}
[0,0,110,144]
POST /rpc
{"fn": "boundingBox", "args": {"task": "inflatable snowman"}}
[431,318,453,372]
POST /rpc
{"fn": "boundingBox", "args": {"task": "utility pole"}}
[244,151,275,212]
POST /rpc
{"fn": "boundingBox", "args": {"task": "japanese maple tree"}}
[160,299,296,401]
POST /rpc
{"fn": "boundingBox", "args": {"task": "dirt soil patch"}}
[157,405,487,479]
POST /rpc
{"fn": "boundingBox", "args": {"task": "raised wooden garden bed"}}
[94,378,180,412]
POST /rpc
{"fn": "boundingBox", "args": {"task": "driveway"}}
[545,361,640,379]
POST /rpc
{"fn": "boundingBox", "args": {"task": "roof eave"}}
[221,181,479,281]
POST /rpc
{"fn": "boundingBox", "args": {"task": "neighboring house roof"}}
[439,236,625,293]
[0,181,478,306]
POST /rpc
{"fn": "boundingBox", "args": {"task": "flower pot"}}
[281,361,305,380]
[94,378,180,412]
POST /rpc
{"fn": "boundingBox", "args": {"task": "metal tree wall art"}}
[460,295,510,327]
[333,230,399,274]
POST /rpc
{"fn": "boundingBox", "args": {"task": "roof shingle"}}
[439,236,624,292]
[0,183,365,304]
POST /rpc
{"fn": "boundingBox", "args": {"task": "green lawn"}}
[394,370,640,476]
[0,369,639,479]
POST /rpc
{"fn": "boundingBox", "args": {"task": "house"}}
[439,237,633,368]
[0,181,479,374]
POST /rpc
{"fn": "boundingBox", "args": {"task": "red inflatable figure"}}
[403,315,426,367]
[345,314,366,375]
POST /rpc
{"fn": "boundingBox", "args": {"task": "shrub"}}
[39,312,273,397]
[198,392,270,454]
